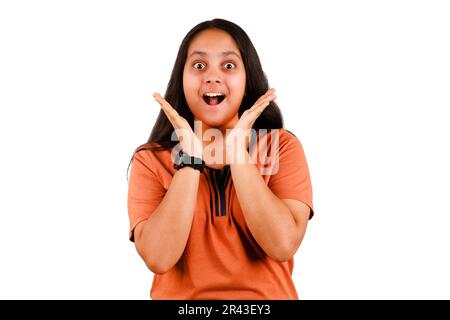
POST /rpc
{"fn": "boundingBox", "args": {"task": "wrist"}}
[182,150,203,160]
[174,150,205,172]
[226,147,250,165]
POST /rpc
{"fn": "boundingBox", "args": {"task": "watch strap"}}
[173,150,205,172]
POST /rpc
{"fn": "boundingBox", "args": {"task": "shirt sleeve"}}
[127,150,166,241]
[267,130,314,219]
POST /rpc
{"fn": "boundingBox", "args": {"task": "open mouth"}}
[203,93,226,106]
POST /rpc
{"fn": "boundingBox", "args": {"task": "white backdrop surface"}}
[0,0,449,299]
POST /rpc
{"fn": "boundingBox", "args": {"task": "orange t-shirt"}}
[127,128,314,299]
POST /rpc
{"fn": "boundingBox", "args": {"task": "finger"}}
[252,88,276,108]
[243,101,272,128]
[250,92,277,112]
[252,101,271,119]
[153,92,178,119]
[252,89,275,107]
[152,93,178,115]
[152,92,181,126]
[248,95,276,122]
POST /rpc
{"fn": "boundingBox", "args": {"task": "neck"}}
[194,116,239,143]
[194,115,240,165]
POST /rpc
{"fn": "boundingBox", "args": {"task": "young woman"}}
[127,18,314,299]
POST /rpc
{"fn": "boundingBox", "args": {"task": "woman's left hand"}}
[225,88,277,158]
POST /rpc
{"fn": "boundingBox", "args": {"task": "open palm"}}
[225,88,277,151]
[152,92,203,158]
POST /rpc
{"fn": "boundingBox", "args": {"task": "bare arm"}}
[133,166,200,274]
[133,92,203,274]
[230,149,310,262]
[224,88,310,261]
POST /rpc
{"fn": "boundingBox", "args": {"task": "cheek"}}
[182,71,192,91]
[226,78,246,109]
[183,72,199,101]
[228,74,246,96]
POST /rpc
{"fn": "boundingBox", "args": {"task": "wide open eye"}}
[193,62,205,70]
[224,62,235,70]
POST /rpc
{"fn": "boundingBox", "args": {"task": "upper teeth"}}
[204,93,224,97]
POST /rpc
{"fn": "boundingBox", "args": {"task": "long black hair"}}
[127,18,284,179]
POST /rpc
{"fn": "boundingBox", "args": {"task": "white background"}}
[0,0,449,299]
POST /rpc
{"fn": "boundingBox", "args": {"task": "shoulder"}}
[268,129,308,165]
[264,128,303,150]
[251,128,303,154]
[278,128,300,142]
[134,141,165,154]
[132,142,173,170]
[133,141,171,157]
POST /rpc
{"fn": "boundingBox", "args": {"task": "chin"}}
[199,117,227,129]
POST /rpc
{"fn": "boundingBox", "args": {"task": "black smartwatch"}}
[173,150,205,172]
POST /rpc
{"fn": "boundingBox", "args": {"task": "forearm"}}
[230,150,297,261]
[136,167,200,273]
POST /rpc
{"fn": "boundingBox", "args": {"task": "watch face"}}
[174,152,190,167]
[182,153,191,164]
[174,152,182,166]
[173,152,204,172]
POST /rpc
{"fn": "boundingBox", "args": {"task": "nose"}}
[206,79,221,84]
[204,68,222,84]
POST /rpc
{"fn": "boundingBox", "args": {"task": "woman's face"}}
[183,28,246,132]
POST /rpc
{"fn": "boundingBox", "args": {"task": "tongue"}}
[207,97,220,105]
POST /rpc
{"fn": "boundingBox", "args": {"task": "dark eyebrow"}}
[188,50,241,59]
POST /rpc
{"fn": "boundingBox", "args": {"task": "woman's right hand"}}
[152,92,203,159]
